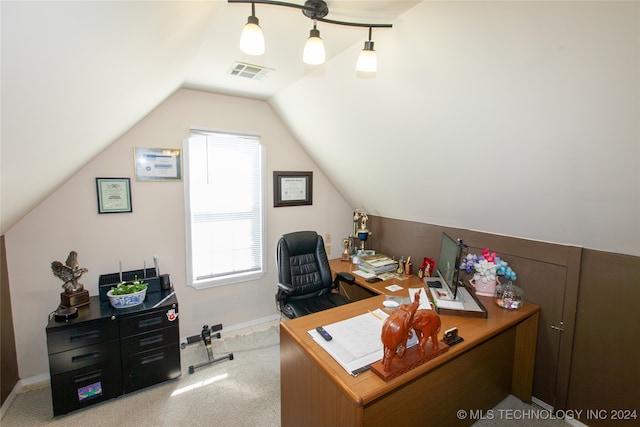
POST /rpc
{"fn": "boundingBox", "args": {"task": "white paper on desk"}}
[408,288,432,310]
[432,286,483,311]
[385,284,404,292]
[308,311,384,375]
[308,309,417,376]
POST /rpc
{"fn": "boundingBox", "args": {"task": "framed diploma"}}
[96,178,132,214]
[134,147,182,181]
[274,171,313,207]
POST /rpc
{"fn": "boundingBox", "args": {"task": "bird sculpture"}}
[51,251,88,293]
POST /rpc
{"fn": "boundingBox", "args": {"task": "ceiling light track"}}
[229,0,392,28]
[229,0,392,71]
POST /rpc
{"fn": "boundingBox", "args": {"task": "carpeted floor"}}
[2,320,569,426]
[2,322,281,427]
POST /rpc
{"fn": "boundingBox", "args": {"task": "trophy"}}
[354,210,371,252]
[51,251,90,308]
[341,238,351,261]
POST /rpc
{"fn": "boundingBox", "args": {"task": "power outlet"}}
[325,233,332,243]
[326,245,331,255]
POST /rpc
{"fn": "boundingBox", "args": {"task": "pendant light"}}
[356,27,377,72]
[303,21,325,65]
[239,3,265,55]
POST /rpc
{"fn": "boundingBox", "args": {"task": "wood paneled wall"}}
[1,235,19,405]
[567,249,640,426]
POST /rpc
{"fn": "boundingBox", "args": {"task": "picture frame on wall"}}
[134,147,182,181]
[274,171,313,207]
[96,177,132,214]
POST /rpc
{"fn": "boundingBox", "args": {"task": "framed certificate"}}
[274,171,313,207]
[134,147,182,181]
[96,178,132,214]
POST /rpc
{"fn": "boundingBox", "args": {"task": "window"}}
[184,128,266,289]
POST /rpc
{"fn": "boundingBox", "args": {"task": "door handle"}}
[550,321,565,332]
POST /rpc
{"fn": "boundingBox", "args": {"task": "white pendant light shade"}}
[303,27,325,65]
[240,15,265,55]
[356,41,377,72]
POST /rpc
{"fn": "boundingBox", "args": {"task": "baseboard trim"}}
[225,314,280,333]
[565,418,589,427]
[532,396,553,411]
[179,314,280,343]
[530,396,589,427]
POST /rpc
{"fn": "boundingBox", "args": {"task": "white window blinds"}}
[184,129,265,289]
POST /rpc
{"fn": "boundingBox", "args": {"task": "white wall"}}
[5,89,354,378]
[271,1,640,256]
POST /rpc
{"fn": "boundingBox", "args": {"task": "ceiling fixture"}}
[239,3,265,55]
[356,27,377,73]
[303,20,325,65]
[229,0,392,71]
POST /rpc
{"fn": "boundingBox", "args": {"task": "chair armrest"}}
[277,282,296,294]
[333,271,355,288]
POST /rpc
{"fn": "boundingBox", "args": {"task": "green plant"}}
[110,276,148,295]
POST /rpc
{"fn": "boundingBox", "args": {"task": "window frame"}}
[183,128,267,289]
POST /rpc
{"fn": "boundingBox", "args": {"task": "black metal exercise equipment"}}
[181,323,234,374]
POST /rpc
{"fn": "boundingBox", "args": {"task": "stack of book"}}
[359,254,397,275]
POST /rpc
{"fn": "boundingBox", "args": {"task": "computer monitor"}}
[436,232,464,298]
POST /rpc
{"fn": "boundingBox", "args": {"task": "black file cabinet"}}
[46,292,180,416]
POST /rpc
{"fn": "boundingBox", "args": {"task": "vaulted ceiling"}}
[2,1,638,255]
[1,0,418,235]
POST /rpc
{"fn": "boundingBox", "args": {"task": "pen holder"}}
[405,262,412,276]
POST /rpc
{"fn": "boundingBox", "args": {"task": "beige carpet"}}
[2,320,569,426]
[2,322,281,427]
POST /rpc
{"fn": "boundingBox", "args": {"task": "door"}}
[465,237,581,410]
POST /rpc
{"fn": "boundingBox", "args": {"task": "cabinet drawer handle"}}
[138,317,162,328]
[141,353,165,365]
[139,335,164,347]
[72,352,101,363]
[74,370,102,384]
[70,331,100,342]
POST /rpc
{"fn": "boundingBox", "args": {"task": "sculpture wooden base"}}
[371,342,450,382]
[60,290,90,308]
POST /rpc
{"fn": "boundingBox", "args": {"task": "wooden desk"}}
[280,260,540,427]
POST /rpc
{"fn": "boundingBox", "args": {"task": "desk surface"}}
[280,286,540,408]
[330,257,426,296]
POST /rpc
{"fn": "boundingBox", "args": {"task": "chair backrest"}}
[276,231,333,298]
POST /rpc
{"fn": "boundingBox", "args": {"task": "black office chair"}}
[276,231,354,319]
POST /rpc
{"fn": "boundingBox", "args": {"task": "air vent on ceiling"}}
[228,62,272,80]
